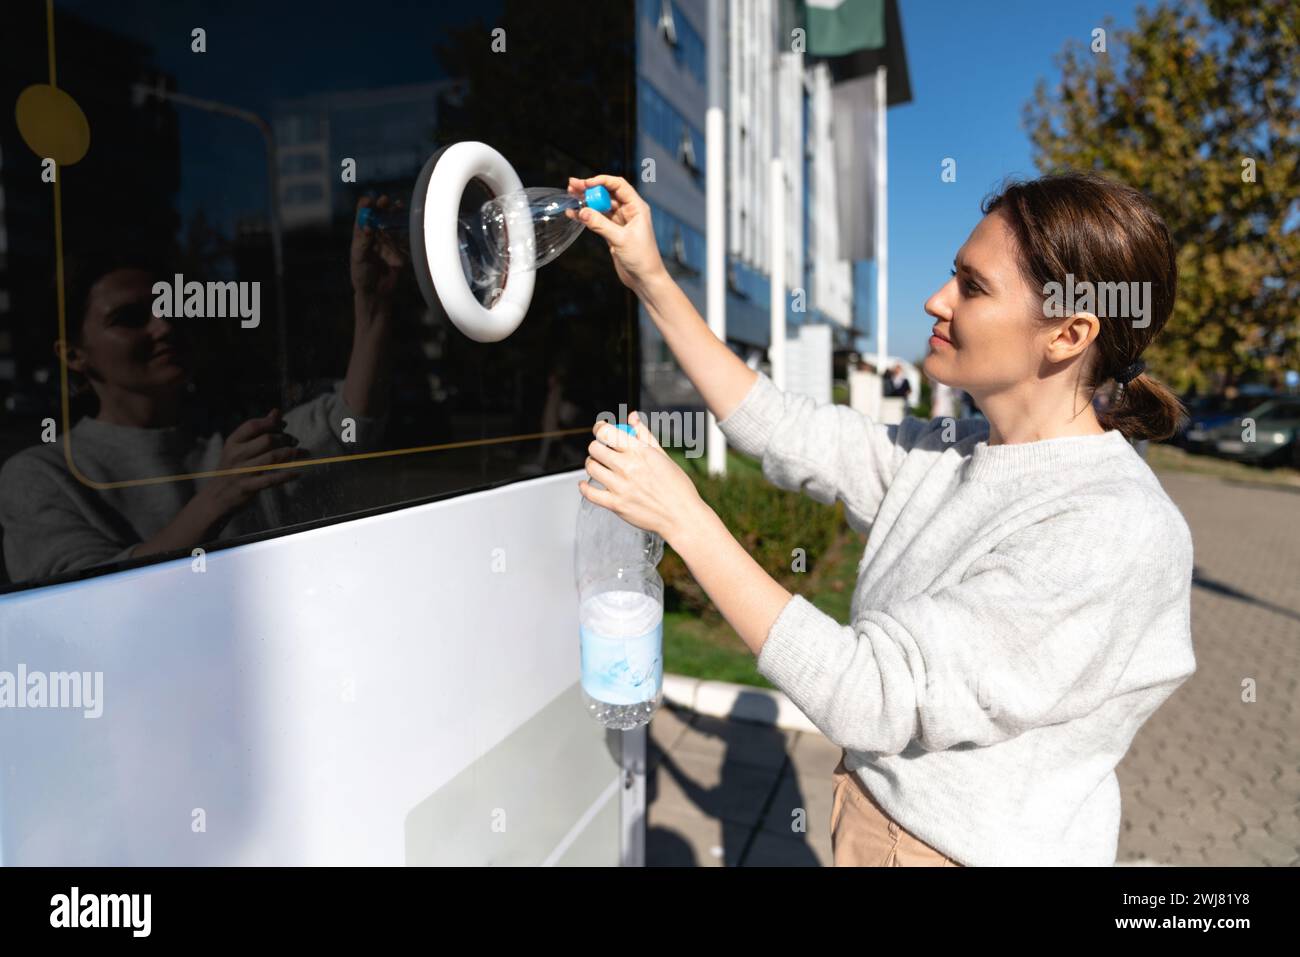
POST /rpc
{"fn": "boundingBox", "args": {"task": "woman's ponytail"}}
[1097,372,1187,443]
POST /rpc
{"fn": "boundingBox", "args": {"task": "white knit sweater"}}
[716,370,1196,866]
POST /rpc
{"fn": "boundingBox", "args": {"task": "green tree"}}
[1025,0,1299,391]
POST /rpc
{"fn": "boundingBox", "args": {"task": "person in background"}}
[885,363,913,412]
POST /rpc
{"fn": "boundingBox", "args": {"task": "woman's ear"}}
[1047,310,1100,364]
[54,338,88,375]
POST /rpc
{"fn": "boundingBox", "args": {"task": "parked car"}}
[1199,397,1300,468]
[1178,390,1277,453]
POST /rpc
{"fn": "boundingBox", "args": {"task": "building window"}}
[648,201,705,275]
[274,113,323,146]
[642,0,706,85]
[727,257,773,310]
[639,82,705,176]
[678,127,697,172]
[280,152,323,175]
[657,0,677,46]
[282,182,324,204]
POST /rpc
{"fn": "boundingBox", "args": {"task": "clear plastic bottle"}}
[575,430,665,730]
[363,181,612,309]
[461,185,612,295]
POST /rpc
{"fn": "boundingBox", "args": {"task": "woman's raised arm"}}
[570,174,757,422]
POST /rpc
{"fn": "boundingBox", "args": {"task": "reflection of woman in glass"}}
[0,197,405,584]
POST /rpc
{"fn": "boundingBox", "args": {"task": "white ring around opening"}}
[422,141,536,343]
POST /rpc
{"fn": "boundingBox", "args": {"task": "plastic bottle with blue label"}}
[575,423,665,730]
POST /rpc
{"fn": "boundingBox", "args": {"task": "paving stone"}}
[648,702,695,772]
[647,801,747,867]
[649,747,781,829]
[790,730,845,776]
[759,763,834,841]
[1116,472,1300,866]
[741,829,830,867]
[670,711,798,772]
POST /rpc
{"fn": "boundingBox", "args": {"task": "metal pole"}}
[770,157,786,390]
[873,64,888,381]
[619,725,646,866]
[706,0,727,477]
[769,12,788,392]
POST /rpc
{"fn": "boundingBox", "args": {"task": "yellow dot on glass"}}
[15,84,90,166]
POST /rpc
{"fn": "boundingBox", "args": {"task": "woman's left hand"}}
[579,411,708,544]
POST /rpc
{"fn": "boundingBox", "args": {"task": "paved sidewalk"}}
[1117,471,1300,866]
[648,700,839,866]
[647,469,1300,866]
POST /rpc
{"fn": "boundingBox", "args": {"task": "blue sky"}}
[875,0,1145,364]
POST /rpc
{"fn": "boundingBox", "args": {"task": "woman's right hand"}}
[132,410,307,558]
[200,409,306,521]
[567,175,668,295]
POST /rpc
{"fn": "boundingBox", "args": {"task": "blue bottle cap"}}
[616,423,635,435]
[358,205,401,230]
[584,185,612,214]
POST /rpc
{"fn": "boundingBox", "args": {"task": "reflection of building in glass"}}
[269,81,468,408]
[272,82,462,231]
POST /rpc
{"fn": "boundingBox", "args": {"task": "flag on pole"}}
[796,0,910,262]
[803,0,885,56]
[830,73,880,261]
[800,0,910,97]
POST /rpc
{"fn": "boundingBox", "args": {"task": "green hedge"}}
[663,451,847,621]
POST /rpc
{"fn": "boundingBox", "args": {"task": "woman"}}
[571,170,1196,867]
[0,196,403,585]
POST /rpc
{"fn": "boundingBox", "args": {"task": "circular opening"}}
[456,175,502,308]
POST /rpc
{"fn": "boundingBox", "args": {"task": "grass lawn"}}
[665,445,762,479]
[661,446,865,688]
[661,523,866,689]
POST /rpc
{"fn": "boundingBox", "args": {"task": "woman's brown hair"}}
[982,171,1187,442]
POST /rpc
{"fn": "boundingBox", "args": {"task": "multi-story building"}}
[635,0,713,410]
[636,0,908,412]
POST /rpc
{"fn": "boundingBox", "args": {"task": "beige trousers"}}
[831,752,965,867]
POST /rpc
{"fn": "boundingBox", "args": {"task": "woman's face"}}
[64,268,187,396]
[922,211,1049,398]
